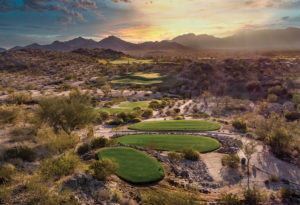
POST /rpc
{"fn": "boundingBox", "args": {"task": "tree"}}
[37,89,96,134]
[101,83,111,97]
[243,142,257,190]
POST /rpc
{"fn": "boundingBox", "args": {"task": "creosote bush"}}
[91,137,109,149]
[182,147,200,161]
[243,186,267,205]
[4,146,37,162]
[232,119,247,133]
[168,152,182,163]
[0,165,15,185]
[40,154,80,180]
[37,89,96,134]
[0,105,19,125]
[8,92,33,105]
[221,154,240,168]
[89,158,119,181]
[77,143,90,155]
[217,193,242,205]
[36,127,79,154]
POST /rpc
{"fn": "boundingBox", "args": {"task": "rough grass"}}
[119,101,149,108]
[98,147,165,184]
[129,120,221,131]
[117,134,220,153]
[96,108,134,114]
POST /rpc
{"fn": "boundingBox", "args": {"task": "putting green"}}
[117,134,220,153]
[98,147,165,184]
[129,120,220,131]
[119,101,149,108]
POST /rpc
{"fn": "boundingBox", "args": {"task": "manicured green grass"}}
[117,134,220,153]
[111,58,153,65]
[111,72,166,85]
[132,72,165,79]
[119,101,149,108]
[97,108,134,114]
[129,120,221,131]
[98,147,165,184]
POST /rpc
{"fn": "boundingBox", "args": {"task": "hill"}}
[172,27,300,50]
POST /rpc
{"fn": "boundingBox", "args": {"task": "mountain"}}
[98,36,138,51]
[10,36,187,52]
[0,48,6,52]
[172,27,300,50]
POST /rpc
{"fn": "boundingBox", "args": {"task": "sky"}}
[1,0,300,48]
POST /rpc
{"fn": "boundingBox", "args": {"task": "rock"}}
[180,171,189,178]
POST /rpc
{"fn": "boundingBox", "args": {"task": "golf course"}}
[117,134,220,153]
[98,147,165,184]
[129,120,221,131]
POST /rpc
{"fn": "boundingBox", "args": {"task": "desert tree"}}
[242,141,257,190]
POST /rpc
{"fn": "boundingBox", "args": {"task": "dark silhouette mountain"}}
[98,36,138,50]
[172,27,300,49]
[0,48,6,52]
[10,36,187,52]
[72,48,126,60]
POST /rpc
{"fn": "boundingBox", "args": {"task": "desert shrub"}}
[255,113,297,156]
[4,146,37,162]
[173,115,185,120]
[91,137,109,149]
[40,154,80,180]
[142,108,153,118]
[89,158,119,181]
[8,92,33,105]
[246,81,261,92]
[217,193,241,205]
[243,186,267,205]
[77,143,90,155]
[0,165,14,185]
[192,111,209,119]
[269,174,278,182]
[182,147,199,161]
[112,189,122,202]
[99,111,110,121]
[140,189,198,205]
[232,119,247,133]
[221,154,240,168]
[280,187,291,200]
[36,127,79,154]
[267,94,278,103]
[24,177,78,205]
[108,118,124,125]
[37,89,96,133]
[173,108,180,113]
[168,152,182,163]
[0,105,19,124]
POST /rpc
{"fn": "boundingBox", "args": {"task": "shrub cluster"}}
[4,146,37,162]
[89,158,119,181]
[232,119,247,133]
[40,154,80,180]
[168,152,182,163]
[182,147,199,161]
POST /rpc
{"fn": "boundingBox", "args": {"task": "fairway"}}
[98,147,165,184]
[111,72,166,85]
[97,108,134,114]
[117,134,220,153]
[129,120,221,131]
[119,101,149,108]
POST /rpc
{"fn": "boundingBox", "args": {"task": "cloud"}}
[0,0,130,23]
